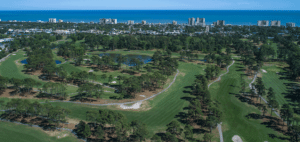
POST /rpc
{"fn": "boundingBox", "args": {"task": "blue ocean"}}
[0,10,299,26]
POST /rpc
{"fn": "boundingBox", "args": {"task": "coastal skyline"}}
[1,0,299,10]
[0,10,299,25]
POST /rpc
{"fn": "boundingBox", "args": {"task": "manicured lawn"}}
[50,61,205,135]
[209,62,289,142]
[0,121,79,142]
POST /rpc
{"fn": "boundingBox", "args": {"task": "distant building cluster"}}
[127,20,134,25]
[188,17,206,26]
[213,20,225,26]
[99,18,117,24]
[286,22,296,27]
[49,18,56,23]
[142,20,146,25]
[173,21,177,25]
[271,21,281,27]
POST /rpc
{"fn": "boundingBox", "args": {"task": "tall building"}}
[271,20,281,26]
[99,18,117,24]
[128,20,134,25]
[217,20,225,26]
[257,20,269,26]
[112,19,117,24]
[196,18,205,26]
[142,20,146,25]
[59,19,63,23]
[0,19,1,22]
[286,22,296,27]
[188,17,195,26]
[49,18,56,23]
[205,26,209,33]
[213,22,217,26]
[172,21,177,25]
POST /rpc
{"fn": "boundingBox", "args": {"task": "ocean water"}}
[0,10,299,26]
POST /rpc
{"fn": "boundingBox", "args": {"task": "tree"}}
[268,100,279,116]
[151,135,162,142]
[101,74,107,82]
[108,75,113,84]
[83,124,91,138]
[203,133,213,142]
[95,126,105,140]
[166,120,183,136]
[164,132,178,142]
[280,104,294,126]
[184,124,193,140]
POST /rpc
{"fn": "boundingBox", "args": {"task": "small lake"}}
[21,59,62,64]
[98,53,152,66]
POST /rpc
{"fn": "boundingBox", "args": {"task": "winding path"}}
[41,69,180,106]
[207,59,235,142]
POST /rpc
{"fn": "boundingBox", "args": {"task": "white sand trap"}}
[12,54,16,55]
[120,101,143,109]
[111,81,117,84]
[140,95,146,97]
[232,135,243,142]
[114,77,117,78]
[261,69,267,73]
[88,69,94,72]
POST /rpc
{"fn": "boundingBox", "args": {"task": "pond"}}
[21,59,62,64]
[98,53,153,66]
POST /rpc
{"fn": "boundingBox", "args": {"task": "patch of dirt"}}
[113,101,152,111]
[179,72,185,77]
[15,59,22,66]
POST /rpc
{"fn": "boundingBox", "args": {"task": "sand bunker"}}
[12,54,16,55]
[111,81,117,84]
[88,69,94,72]
[232,135,243,142]
[140,95,146,97]
[120,101,143,109]
[261,69,267,73]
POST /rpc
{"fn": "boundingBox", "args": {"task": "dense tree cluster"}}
[75,109,149,141]
[1,99,70,128]
[0,76,41,95]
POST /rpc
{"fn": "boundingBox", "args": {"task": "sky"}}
[1,0,299,10]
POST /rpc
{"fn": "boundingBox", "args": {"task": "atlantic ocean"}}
[0,10,299,26]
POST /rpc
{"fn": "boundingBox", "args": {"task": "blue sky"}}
[1,0,299,10]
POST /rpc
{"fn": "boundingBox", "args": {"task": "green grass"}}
[50,61,205,135]
[0,121,79,142]
[209,62,289,142]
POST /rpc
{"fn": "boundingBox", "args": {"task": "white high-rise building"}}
[59,19,63,23]
[173,21,177,25]
[205,26,209,33]
[49,18,57,23]
[188,17,195,26]
[128,20,134,25]
[142,20,146,25]
[196,18,205,27]
[257,20,269,26]
[99,18,117,24]
[217,20,225,26]
[271,21,281,27]
[286,22,296,27]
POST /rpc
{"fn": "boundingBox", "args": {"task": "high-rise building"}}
[112,19,117,24]
[213,22,217,26]
[196,18,205,26]
[99,18,117,24]
[49,18,57,23]
[142,20,146,25]
[205,26,209,33]
[217,20,225,26]
[257,20,269,26]
[188,17,195,26]
[128,20,134,25]
[271,20,281,26]
[286,22,296,27]
[59,19,63,23]
[172,21,177,25]
[0,19,1,22]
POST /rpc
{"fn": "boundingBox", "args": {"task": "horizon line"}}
[0,9,300,11]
